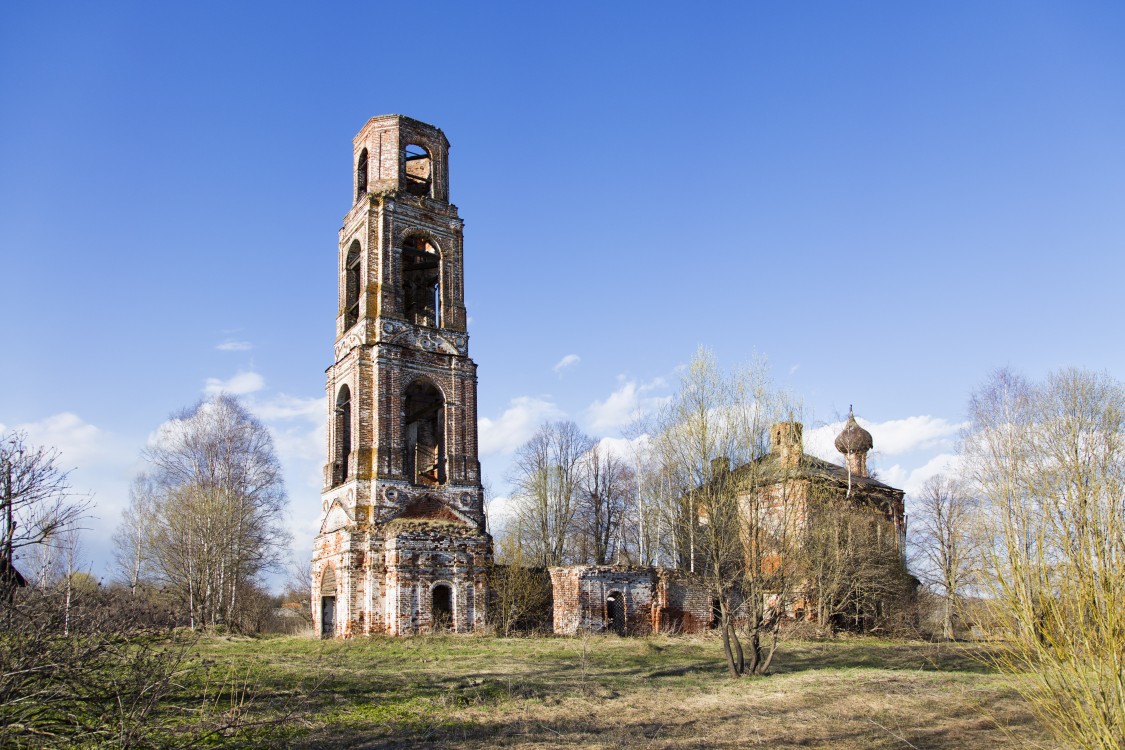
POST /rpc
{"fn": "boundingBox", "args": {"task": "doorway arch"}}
[432,583,453,631]
[606,591,625,635]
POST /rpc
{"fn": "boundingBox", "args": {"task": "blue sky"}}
[2,2,1123,585]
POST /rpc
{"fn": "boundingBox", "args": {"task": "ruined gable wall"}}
[549,567,657,635]
[384,526,489,635]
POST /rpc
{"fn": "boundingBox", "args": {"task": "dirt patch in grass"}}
[195,634,1050,749]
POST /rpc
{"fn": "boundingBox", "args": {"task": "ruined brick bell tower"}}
[312,115,491,637]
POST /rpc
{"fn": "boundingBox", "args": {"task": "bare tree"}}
[0,431,88,611]
[647,347,796,676]
[574,443,636,565]
[488,531,553,636]
[508,420,594,567]
[964,367,1124,750]
[801,490,912,635]
[140,395,289,630]
[112,473,156,596]
[910,473,980,640]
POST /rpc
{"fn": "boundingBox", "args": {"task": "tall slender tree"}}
[575,444,636,565]
[910,473,980,640]
[508,420,593,567]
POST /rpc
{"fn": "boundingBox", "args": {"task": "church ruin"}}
[547,414,907,635]
[310,116,908,639]
[312,115,491,637]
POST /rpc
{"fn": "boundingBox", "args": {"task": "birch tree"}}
[574,444,636,565]
[112,473,156,596]
[648,347,797,676]
[508,420,593,566]
[141,395,289,630]
[964,367,1124,749]
[910,473,980,640]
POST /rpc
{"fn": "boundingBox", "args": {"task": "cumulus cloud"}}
[485,494,516,535]
[3,412,111,469]
[553,354,581,374]
[804,414,965,463]
[478,396,564,456]
[596,434,651,461]
[585,376,670,434]
[216,340,253,351]
[891,453,962,499]
[204,370,266,396]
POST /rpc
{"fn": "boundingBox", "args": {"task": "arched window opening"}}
[606,591,625,635]
[356,148,368,201]
[334,386,352,485]
[402,236,440,327]
[344,242,362,330]
[404,380,445,486]
[404,144,432,197]
[320,567,337,639]
[432,584,453,631]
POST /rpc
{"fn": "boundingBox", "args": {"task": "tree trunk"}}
[720,619,742,678]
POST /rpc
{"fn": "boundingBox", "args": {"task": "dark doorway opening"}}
[432,584,453,631]
[321,596,336,639]
[606,591,625,635]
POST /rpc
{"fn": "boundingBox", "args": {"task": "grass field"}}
[193,633,1052,749]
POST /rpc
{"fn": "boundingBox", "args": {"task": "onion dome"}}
[834,406,873,454]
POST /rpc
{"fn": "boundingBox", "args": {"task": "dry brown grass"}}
[200,633,1053,749]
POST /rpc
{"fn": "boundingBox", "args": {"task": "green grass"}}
[191,633,1051,748]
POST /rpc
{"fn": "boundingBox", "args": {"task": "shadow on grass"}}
[772,639,1000,675]
[194,634,1020,748]
[288,670,1041,750]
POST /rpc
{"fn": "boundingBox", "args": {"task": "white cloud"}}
[478,396,564,456]
[4,412,111,469]
[585,376,670,434]
[804,414,965,462]
[553,354,581,374]
[216,340,253,352]
[597,434,651,461]
[250,394,323,422]
[895,453,962,499]
[485,494,516,536]
[204,370,266,396]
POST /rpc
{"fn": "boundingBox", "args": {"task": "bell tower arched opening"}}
[344,242,362,331]
[404,379,445,486]
[334,385,351,485]
[402,236,440,327]
[404,144,432,197]
[356,148,368,202]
